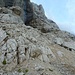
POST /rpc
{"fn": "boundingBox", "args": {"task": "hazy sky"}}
[31,0,75,34]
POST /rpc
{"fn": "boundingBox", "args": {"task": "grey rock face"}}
[31,3,46,19]
[0,8,56,70]
[0,0,5,7]
[0,6,75,75]
[0,0,14,7]
[3,0,14,7]
[0,0,31,23]
[27,3,60,33]
[0,0,59,33]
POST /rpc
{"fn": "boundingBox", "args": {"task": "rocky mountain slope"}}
[0,0,75,75]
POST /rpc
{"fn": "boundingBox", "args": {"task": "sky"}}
[31,0,75,35]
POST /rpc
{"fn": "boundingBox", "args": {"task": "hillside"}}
[0,0,75,75]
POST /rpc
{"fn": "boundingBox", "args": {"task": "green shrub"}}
[23,68,29,74]
[2,58,6,65]
[25,69,29,73]
[18,68,22,73]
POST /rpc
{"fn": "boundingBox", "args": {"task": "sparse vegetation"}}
[2,58,6,65]
[25,69,29,73]
[23,68,29,75]
[17,68,22,73]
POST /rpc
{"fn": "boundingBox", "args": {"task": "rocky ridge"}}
[0,0,75,75]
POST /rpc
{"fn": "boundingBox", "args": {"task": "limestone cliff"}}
[0,0,59,32]
[0,0,75,75]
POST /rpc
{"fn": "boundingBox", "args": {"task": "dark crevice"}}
[16,46,20,65]
[4,52,7,57]
[55,43,74,51]
[25,47,28,55]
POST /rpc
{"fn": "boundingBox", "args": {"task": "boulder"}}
[0,7,12,14]
[6,39,17,52]
[54,38,64,45]
[0,13,23,24]
[10,6,21,16]
[57,51,64,57]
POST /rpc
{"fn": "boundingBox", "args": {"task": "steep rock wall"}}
[0,0,31,23]
[0,0,59,33]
